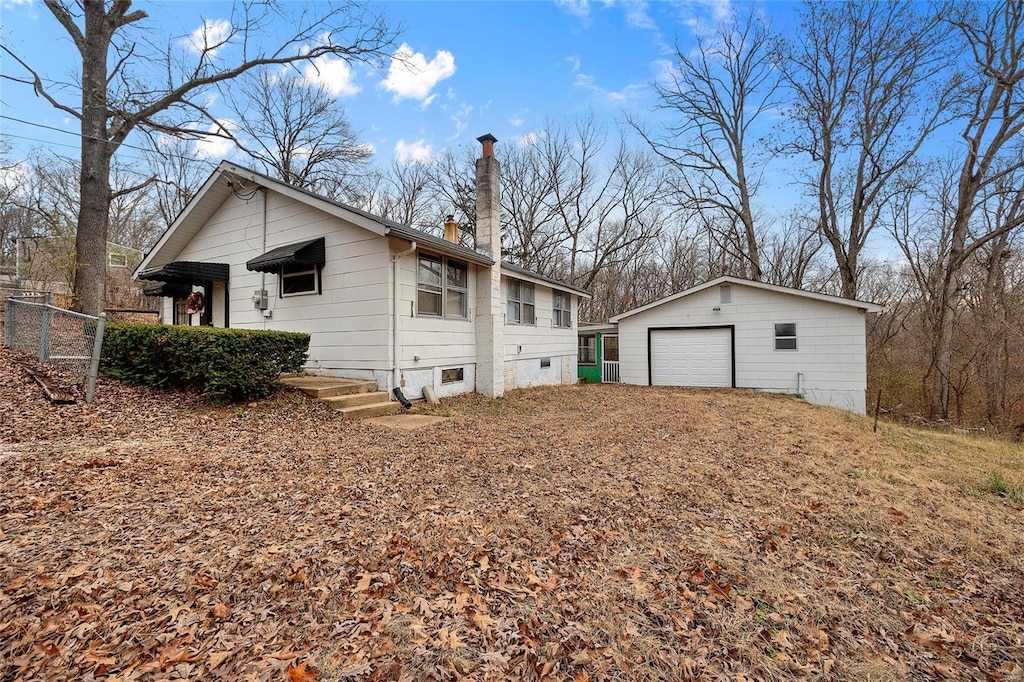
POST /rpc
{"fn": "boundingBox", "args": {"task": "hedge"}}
[102,323,310,402]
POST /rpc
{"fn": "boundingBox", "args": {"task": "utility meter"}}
[252,289,268,310]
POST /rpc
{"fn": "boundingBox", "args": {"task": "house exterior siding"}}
[503,280,578,390]
[616,283,871,413]
[172,189,392,380]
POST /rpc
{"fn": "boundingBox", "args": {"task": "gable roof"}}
[609,276,883,322]
[134,161,495,277]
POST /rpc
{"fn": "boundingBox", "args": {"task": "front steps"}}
[280,376,401,419]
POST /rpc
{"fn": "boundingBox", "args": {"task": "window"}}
[603,335,619,362]
[281,262,320,296]
[506,279,535,325]
[774,323,797,350]
[720,284,732,304]
[441,367,464,384]
[540,357,551,368]
[553,291,572,328]
[417,254,468,319]
[108,252,128,267]
[578,334,596,365]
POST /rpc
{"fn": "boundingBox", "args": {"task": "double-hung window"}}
[506,278,535,325]
[553,291,572,328]
[417,254,468,318]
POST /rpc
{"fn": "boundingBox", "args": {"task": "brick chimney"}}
[474,133,504,398]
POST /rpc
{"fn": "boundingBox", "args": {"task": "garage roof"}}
[610,276,884,322]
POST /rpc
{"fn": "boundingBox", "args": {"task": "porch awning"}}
[142,281,194,298]
[245,237,326,273]
[137,261,230,284]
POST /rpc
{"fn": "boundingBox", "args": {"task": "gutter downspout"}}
[261,188,268,328]
[391,240,417,397]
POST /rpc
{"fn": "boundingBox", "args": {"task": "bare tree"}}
[143,137,215,230]
[761,212,825,289]
[635,8,778,281]
[1,0,394,314]
[918,0,1024,418]
[353,162,437,231]
[222,69,372,199]
[776,0,956,299]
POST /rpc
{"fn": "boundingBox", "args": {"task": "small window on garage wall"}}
[441,367,464,384]
[720,284,732,304]
[774,323,797,350]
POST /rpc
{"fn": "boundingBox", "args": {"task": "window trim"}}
[280,262,321,297]
[506,278,536,325]
[416,253,468,319]
[552,290,572,328]
[774,322,797,351]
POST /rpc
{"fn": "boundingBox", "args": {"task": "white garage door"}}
[650,328,732,387]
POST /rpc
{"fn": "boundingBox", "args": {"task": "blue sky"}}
[0,0,801,167]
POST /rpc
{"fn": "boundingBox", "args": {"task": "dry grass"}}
[2,350,1023,681]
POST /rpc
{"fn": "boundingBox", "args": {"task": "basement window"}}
[540,357,551,368]
[774,323,797,350]
[441,367,464,384]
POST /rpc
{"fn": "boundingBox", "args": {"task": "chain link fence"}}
[2,290,106,402]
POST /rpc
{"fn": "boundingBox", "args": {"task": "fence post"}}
[85,312,106,404]
[39,303,52,362]
[4,297,13,348]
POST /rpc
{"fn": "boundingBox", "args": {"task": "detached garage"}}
[610,276,883,414]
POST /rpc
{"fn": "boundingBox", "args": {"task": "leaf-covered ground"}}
[2,344,1023,681]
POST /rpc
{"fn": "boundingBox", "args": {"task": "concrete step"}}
[336,400,402,419]
[322,391,392,410]
[281,376,377,399]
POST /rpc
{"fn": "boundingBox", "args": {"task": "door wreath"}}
[186,291,205,313]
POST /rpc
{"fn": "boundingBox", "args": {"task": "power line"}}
[0,114,224,165]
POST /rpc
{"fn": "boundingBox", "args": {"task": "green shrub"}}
[102,323,309,402]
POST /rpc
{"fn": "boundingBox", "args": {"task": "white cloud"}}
[302,55,360,97]
[624,0,656,29]
[565,55,582,73]
[573,72,648,103]
[193,119,236,160]
[555,0,594,21]
[509,115,525,127]
[382,43,456,103]
[394,139,434,165]
[186,18,232,57]
[450,103,473,139]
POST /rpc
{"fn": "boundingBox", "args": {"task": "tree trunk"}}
[74,1,112,316]
[980,234,1009,424]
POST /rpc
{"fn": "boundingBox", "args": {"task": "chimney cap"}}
[477,133,498,144]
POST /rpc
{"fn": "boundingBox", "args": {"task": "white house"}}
[134,135,589,401]
[605,277,883,414]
